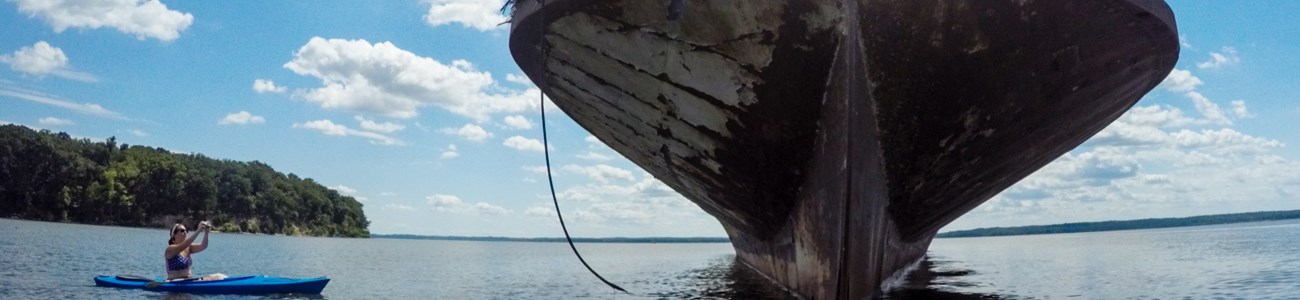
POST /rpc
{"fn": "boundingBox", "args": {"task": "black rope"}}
[534,0,628,293]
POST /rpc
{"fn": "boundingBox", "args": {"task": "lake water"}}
[2,218,1298,299]
[889,219,1300,299]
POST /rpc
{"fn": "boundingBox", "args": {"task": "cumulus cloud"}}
[522,165,549,174]
[38,116,73,126]
[1159,69,1203,93]
[354,116,404,133]
[441,144,460,159]
[426,194,512,215]
[1230,100,1253,118]
[0,85,125,119]
[525,206,556,217]
[503,115,532,129]
[252,79,286,94]
[423,0,507,31]
[562,164,635,184]
[330,185,358,195]
[12,0,193,41]
[441,123,491,142]
[1154,69,1249,126]
[1,41,96,82]
[503,135,545,152]
[293,119,403,145]
[218,111,266,125]
[948,71,1298,231]
[283,37,539,121]
[1197,47,1240,69]
[539,175,715,231]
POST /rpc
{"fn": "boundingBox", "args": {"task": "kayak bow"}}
[94,275,329,295]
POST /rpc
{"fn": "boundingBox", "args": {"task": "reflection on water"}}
[646,255,796,299]
[885,257,1004,300]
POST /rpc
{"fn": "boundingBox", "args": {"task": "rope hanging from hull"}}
[532,0,629,294]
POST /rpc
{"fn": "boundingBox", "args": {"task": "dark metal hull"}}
[508,0,1178,298]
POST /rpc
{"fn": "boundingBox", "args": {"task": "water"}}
[3,218,1298,299]
[888,219,1300,299]
[0,218,790,299]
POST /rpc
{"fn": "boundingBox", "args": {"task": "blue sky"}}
[1,1,1296,237]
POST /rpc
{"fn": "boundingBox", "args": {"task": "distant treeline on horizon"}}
[938,209,1300,238]
[0,124,370,238]
[372,234,731,243]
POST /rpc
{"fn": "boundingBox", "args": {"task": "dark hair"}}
[168,224,184,245]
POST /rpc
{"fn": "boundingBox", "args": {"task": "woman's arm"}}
[190,224,211,254]
[165,227,202,258]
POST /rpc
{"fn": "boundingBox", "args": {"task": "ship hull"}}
[509,0,1178,298]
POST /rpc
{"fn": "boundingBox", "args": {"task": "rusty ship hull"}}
[508,0,1179,298]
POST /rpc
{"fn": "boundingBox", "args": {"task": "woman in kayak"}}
[166,221,227,281]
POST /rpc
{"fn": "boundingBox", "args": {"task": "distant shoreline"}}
[938,209,1300,238]
[371,234,731,243]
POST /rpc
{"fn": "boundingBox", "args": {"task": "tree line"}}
[0,124,369,237]
[937,209,1300,238]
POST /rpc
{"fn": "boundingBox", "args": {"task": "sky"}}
[1,1,1297,237]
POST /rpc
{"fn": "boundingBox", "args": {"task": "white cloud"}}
[505,73,532,85]
[423,0,507,31]
[0,86,125,119]
[1230,100,1253,118]
[12,0,193,41]
[1184,91,1231,125]
[380,192,396,197]
[426,194,513,215]
[562,164,635,184]
[503,115,532,129]
[441,144,460,159]
[547,176,714,229]
[503,135,545,152]
[293,119,404,145]
[283,37,539,121]
[354,116,404,133]
[577,151,615,161]
[949,76,1298,231]
[383,204,414,211]
[525,206,556,217]
[426,194,464,211]
[218,111,266,125]
[252,79,286,94]
[471,202,512,215]
[329,185,358,195]
[129,129,148,137]
[1159,69,1202,93]
[441,123,491,142]
[522,165,549,174]
[38,116,73,126]
[1,41,96,82]
[1197,47,1240,69]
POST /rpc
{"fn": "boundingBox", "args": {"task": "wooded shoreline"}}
[0,125,370,237]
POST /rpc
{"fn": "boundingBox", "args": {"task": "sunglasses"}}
[174,228,187,234]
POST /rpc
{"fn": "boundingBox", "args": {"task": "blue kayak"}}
[94,275,329,294]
